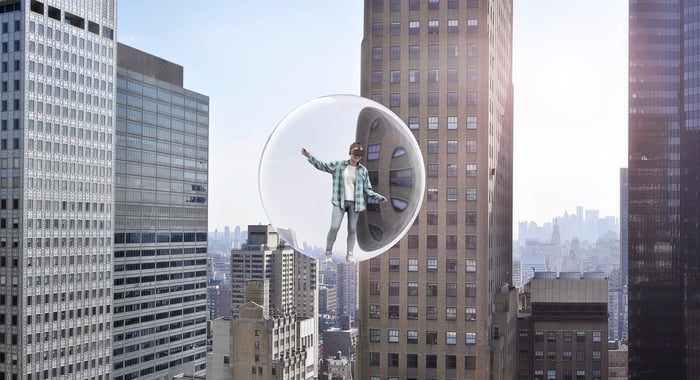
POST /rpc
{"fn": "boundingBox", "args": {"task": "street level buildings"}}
[19,1,115,379]
[356,0,517,379]
[628,2,700,379]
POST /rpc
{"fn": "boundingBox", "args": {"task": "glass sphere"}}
[258,94,425,262]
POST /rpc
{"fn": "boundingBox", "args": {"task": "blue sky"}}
[117,1,628,233]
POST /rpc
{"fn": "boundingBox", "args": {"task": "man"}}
[302,142,387,262]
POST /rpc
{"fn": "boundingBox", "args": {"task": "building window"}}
[592,351,602,361]
[467,43,478,57]
[447,43,458,58]
[390,45,400,60]
[447,164,457,177]
[407,306,418,320]
[370,304,380,319]
[388,329,399,343]
[592,331,602,342]
[447,187,458,201]
[548,351,556,361]
[467,0,478,7]
[467,91,477,105]
[535,351,544,361]
[407,353,418,367]
[428,43,439,58]
[468,67,477,81]
[409,20,420,34]
[390,70,400,83]
[563,351,572,361]
[408,92,419,107]
[408,116,419,129]
[465,332,476,345]
[427,282,438,297]
[408,69,419,83]
[465,307,476,321]
[427,211,438,224]
[446,235,458,249]
[467,19,478,32]
[426,306,437,320]
[466,259,476,272]
[466,187,477,201]
[444,306,457,321]
[427,258,438,272]
[390,0,400,11]
[370,329,380,342]
[370,281,380,295]
[426,354,437,368]
[388,305,399,319]
[447,92,458,106]
[371,70,382,84]
[447,140,458,154]
[563,331,572,342]
[466,116,477,129]
[447,116,458,129]
[427,115,438,129]
[465,355,476,369]
[390,21,400,35]
[390,93,400,107]
[389,282,399,296]
[372,22,383,36]
[548,331,557,342]
[576,331,586,343]
[446,331,457,345]
[409,45,419,59]
[466,212,477,225]
[389,258,400,271]
[373,0,384,12]
[447,68,458,82]
[428,140,438,154]
[369,352,380,366]
[370,258,381,272]
[428,69,438,82]
[408,235,419,249]
[466,139,477,153]
[372,47,383,60]
[428,0,439,9]
[427,235,438,248]
[448,19,459,33]
[466,283,477,297]
[428,19,439,33]
[408,258,418,271]
[427,187,438,202]
[407,330,418,344]
[465,164,477,177]
[386,352,399,367]
[426,331,438,344]
[408,282,419,296]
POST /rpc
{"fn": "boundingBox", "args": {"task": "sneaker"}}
[324,251,333,262]
[346,251,355,263]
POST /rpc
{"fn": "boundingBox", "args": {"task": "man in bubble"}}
[302,142,387,262]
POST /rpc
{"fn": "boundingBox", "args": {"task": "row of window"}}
[426,187,478,202]
[27,308,108,326]
[29,120,112,143]
[26,253,110,268]
[427,163,477,177]
[371,257,478,272]
[113,343,206,379]
[407,116,477,131]
[113,270,206,286]
[372,42,478,61]
[113,306,206,329]
[532,369,602,380]
[27,199,109,213]
[27,98,113,127]
[26,353,110,379]
[114,316,206,343]
[372,67,477,84]
[28,80,113,113]
[30,4,114,41]
[373,0,477,12]
[529,349,603,362]
[28,39,112,74]
[370,91,477,108]
[27,270,110,287]
[114,259,206,272]
[527,330,604,343]
[368,302,477,321]
[372,19,478,37]
[114,247,207,258]
[369,353,476,371]
[119,76,208,113]
[113,281,207,301]
[369,328,477,345]
[114,294,206,316]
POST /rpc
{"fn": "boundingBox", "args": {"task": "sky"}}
[117,1,629,234]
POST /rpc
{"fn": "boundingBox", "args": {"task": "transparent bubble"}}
[259,94,425,262]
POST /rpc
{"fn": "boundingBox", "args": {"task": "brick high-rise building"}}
[356,1,517,379]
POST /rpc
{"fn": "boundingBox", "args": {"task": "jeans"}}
[326,201,359,252]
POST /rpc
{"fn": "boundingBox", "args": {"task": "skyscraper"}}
[628,2,700,378]
[113,43,210,379]
[18,1,116,379]
[357,1,516,379]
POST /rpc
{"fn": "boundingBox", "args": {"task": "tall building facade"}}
[336,261,357,321]
[357,1,516,379]
[19,1,116,379]
[628,2,700,379]
[113,43,209,379]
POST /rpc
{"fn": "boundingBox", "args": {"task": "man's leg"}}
[325,205,345,261]
[346,202,359,262]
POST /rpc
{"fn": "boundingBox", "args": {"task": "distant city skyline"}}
[117,1,628,233]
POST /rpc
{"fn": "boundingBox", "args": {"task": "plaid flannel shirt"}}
[306,153,385,212]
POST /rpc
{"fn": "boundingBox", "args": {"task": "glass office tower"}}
[628,1,700,378]
[112,43,209,379]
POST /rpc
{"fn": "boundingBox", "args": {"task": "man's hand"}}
[381,197,388,203]
[301,148,308,157]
